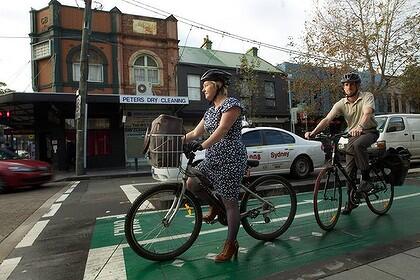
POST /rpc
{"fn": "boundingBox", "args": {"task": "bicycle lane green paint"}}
[84,184,420,280]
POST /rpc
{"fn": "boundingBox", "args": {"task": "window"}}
[387,117,405,132]
[72,51,104,82]
[242,131,262,147]
[263,130,295,145]
[134,55,159,84]
[264,81,276,107]
[187,75,201,101]
[72,63,103,82]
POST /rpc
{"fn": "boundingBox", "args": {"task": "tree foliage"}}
[0,82,14,94]
[299,0,419,95]
[399,63,420,110]
[235,55,261,122]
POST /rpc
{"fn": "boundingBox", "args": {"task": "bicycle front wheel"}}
[314,167,342,231]
[365,166,394,215]
[125,184,202,261]
[240,175,297,241]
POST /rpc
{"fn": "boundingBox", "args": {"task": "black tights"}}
[222,198,240,242]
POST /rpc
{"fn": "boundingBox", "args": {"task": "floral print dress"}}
[197,97,247,200]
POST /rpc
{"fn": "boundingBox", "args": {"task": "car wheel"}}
[291,156,312,179]
[0,178,8,194]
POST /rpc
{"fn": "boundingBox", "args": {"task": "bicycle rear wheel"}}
[365,166,394,215]
[125,184,202,261]
[240,175,297,240]
[313,166,342,231]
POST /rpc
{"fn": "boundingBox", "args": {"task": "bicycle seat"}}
[247,160,259,168]
[187,167,212,186]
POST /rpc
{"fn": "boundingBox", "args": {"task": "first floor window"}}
[264,81,276,107]
[187,75,201,101]
[72,63,103,82]
[134,55,160,84]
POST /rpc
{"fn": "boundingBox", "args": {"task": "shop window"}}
[187,74,201,101]
[134,55,159,84]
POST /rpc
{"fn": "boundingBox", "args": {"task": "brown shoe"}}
[214,240,239,263]
[203,206,220,223]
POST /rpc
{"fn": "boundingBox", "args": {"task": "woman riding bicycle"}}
[184,68,247,262]
[305,72,379,215]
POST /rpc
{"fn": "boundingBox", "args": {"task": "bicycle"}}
[125,134,297,261]
[313,132,394,231]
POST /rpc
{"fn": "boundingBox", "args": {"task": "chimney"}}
[200,35,213,50]
[246,47,258,57]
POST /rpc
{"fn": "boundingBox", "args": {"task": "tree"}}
[0,82,14,94]
[235,55,261,123]
[399,63,420,110]
[300,0,419,95]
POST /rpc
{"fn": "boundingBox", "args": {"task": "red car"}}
[0,149,53,193]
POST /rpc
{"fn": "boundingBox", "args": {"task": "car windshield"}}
[375,116,388,133]
[0,149,20,160]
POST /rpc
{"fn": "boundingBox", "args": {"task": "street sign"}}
[75,95,81,120]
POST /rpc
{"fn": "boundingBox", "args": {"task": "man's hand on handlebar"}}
[304,131,314,139]
[349,126,363,137]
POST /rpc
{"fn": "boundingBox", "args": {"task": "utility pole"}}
[287,74,295,133]
[75,0,92,175]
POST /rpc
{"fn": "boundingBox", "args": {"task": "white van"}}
[375,114,420,159]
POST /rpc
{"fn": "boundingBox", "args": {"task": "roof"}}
[179,46,283,74]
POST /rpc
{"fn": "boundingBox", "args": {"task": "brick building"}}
[11,0,184,170]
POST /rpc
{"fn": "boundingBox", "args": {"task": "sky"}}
[0,0,314,92]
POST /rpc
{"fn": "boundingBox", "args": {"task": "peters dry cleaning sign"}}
[119,95,189,105]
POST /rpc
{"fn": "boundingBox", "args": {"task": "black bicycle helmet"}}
[200,69,231,86]
[340,72,361,84]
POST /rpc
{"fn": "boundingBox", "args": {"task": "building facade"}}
[23,0,183,170]
[178,43,289,130]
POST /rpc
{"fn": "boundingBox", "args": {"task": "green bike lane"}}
[83,184,420,280]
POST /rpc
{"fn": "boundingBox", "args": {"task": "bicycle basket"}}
[149,134,184,168]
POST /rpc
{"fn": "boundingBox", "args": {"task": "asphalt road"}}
[1,169,420,280]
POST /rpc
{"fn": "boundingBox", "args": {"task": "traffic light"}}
[0,111,11,124]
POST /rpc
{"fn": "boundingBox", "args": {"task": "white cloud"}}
[0,0,313,91]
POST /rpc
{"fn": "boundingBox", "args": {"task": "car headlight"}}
[8,166,35,172]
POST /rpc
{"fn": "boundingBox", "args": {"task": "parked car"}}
[0,148,53,193]
[338,114,420,159]
[152,127,325,182]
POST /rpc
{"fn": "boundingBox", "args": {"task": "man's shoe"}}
[342,202,358,215]
[357,179,373,192]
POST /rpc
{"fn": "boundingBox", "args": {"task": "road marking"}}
[56,193,69,203]
[83,245,127,280]
[42,203,62,218]
[16,220,49,248]
[120,184,140,204]
[0,257,21,280]
[64,181,80,194]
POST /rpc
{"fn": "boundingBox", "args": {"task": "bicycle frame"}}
[162,151,276,226]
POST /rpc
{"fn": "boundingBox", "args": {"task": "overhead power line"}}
[121,0,344,64]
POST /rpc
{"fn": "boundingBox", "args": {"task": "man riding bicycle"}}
[305,72,379,215]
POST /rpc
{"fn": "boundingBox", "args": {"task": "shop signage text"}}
[119,95,189,105]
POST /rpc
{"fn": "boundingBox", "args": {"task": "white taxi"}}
[151,127,325,182]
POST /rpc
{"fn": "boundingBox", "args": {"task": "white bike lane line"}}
[0,181,80,280]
